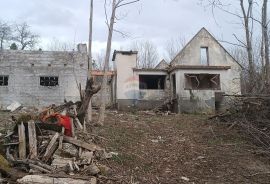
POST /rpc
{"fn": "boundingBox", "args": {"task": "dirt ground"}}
[92,110,270,184]
[1,110,270,183]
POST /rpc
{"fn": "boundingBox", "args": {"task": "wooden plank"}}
[63,136,100,151]
[71,118,75,137]
[58,127,65,150]
[28,120,37,159]
[42,133,59,162]
[18,122,26,159]
[17,175,96,184]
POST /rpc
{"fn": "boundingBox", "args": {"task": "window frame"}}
[0,75,9,86]
[40,76,59,87]
[200,47,209,65]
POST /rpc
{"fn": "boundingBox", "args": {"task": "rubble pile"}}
[0,102,112,184]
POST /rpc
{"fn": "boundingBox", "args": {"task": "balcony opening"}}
[185,73,220,90]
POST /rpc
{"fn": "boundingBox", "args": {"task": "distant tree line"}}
[0,20,39,50]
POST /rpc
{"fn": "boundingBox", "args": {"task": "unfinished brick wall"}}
[0,45,88,108]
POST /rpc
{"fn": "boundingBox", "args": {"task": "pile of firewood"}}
[0,78,116,184]
[212,94,270,155]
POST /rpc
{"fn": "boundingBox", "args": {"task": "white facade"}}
[111,28,242,113]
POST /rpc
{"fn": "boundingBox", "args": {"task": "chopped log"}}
[71,118,75,137]
[45,173,96,181]
[63,136,100,151]
[17,175,96,184]
[42,133,59,162]
[18,122,26,159]
[28,120,37,159]
[58,127,65,150]
[14,160,54,172]
[29,164,51,173]
[0,154,26,180]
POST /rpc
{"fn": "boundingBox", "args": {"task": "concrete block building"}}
[0,44,88,108]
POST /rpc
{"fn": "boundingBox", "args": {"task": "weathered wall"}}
[0,46,87,108]
[171,28,238,67]
[114,52,138,109]
[170,28,241,113]
[173,69,241,113]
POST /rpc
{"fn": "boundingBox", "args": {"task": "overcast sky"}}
[0,0,246,60]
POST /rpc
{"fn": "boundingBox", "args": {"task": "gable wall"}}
[171,29,240,71]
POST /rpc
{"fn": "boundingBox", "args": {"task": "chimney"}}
[77,44,87,53]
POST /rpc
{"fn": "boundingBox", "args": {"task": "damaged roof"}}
[112,50,138,61]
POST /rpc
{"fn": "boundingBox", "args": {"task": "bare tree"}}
[165,36,186,60]
[13,22,39,50]
[261,0,269,91]
[0,21,12,50]
[47,38,74,51]
[93,52,105,70]
[201,0,256,92]
[97,0,140,125]
[86,0,94,127]
[131,40,159,68]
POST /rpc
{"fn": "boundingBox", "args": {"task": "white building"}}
[113,28,242,113]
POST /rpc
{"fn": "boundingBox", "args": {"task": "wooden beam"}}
[71,118,75,137]
[18,122,26,159]
[58,127,65,150]
[42,133,59,163]
[28,120,37,159]
[63,136,100,151]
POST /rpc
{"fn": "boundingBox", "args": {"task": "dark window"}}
[0,76,8,86]
[139,75,166,90]
[40,76,59,87]
[200,47,209,65]
[185,73,220,90]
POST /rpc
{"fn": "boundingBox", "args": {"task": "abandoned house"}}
[0,44,88,108]
[112,28,242,113]
[0,28,241,113]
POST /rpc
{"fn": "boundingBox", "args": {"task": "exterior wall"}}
[115,53,138,109]
[155,60,169,69]
[174,68,241,113]
[170,28,242,113]
[134,70,169,101]
[114,52,170,110]
[0,47,87,108]
[171,28,237,68]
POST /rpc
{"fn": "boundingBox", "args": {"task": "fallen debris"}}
[17,175,97,184]
[7,101,22,112]
[0,100,112,183]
